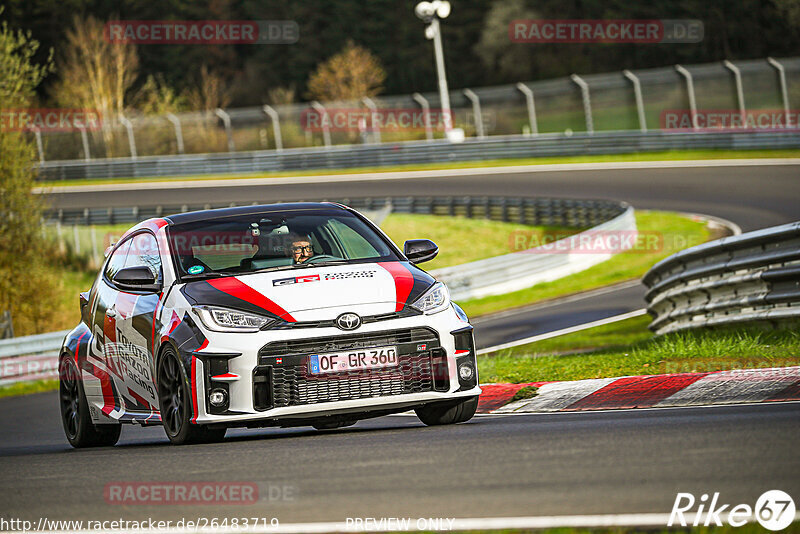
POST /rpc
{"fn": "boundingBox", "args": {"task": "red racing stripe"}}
[74,331,87,364]
[564,373,711,411]
[207,277,295,321]
[378,262,414,312]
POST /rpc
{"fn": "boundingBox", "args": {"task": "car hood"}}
[179,261,436,322]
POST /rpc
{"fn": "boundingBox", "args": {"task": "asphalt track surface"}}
[3,162,797,525]
[2,392,799,524]
[46,163,800,231]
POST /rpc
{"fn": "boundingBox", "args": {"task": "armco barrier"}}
[37,130,800,181]
[0,330,68,386]
[7,196,630,384]
[643,221,800,335]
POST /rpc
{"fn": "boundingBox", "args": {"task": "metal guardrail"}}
[47,195,626,227]
[643,221,800,335]
[0,330,69,386]
[37,130,800,182]
[8,196,629,385]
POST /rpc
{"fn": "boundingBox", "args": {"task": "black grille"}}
[271,353,433,407]
[257,327,440,407]
[259,327,438,360]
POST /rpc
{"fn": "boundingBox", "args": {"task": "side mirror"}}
[404,239,439,265]
[113,266,160,292]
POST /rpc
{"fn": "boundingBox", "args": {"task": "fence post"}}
[73,224,81,255]
[166,113,185,154]
[262,105,283,152]
[90,226,100,266]
[515,83,538,136]
[767,57,791,127]
[723,60,746,128]
[362,97,381,144]
[31,126,45,162]
[622,70,647,133]
[0,311,13,339]
[570,74,594,134]
[79,126,91,161]
[412,93,433,141]
[118,114,138,159]
[310,101,332,149]
[462,89,485,138]
[215,108,235,152]
[675,65,699,131]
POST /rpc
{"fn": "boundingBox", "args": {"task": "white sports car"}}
[59,202,480,446]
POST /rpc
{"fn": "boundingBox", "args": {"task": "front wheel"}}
[59,357,121,448]
[157,348,226,445]
[415,396,479,426]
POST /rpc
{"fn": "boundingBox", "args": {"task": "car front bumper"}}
[186,306,481,425]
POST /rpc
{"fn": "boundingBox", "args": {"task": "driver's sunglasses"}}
[292,245,313,253]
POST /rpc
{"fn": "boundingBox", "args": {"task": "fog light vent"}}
[209,388,228,407]
[458,363,474,381]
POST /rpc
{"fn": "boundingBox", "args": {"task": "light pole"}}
[415,1,461,140]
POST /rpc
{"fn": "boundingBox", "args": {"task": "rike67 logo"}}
[669,490,796,530]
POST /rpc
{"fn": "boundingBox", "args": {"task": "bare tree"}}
[54,16,138,118]
[185,64,232,111]
[307,40,386,102]
[53,15,139,156]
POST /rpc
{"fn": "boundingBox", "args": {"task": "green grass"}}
[380,213,575,271]
[36,148,800,188]
[0,380,58,399]
[478,316,800,384]
[460,210,713,318]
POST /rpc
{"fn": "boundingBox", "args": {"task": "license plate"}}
[308,346,398,375]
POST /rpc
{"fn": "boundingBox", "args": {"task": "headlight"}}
[193,306,275,332]
[410,282,450,314]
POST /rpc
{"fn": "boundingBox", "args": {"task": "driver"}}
[287,234,314,263]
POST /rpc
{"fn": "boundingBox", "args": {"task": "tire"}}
[415,396,479,426]
[157,348,226,445]
[59,357,121,448]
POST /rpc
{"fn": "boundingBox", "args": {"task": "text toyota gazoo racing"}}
[58,203,480,446]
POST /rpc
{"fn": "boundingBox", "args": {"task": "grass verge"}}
[478,316,800,384]
[0,380,58,399]
[36,148,800,188]
[460,210,714,318]
[380,214,575,271]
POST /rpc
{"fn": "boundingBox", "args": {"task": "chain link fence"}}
[33,57,800,162]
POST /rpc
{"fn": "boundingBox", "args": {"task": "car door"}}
[84,238,131,418]
[113,231,164,415]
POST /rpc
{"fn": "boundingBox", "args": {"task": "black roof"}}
[163,202,349,225]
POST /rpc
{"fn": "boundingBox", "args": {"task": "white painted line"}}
[476,308,648,355]
[472,280,642,323]
[35,158,800,194]
[34,511,800,533]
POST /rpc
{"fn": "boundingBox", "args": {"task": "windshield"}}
[167,209,399,280]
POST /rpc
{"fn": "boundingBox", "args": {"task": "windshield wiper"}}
[290,260,349,268]
[181,272,226,281]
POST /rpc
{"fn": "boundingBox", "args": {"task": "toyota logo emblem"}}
[336,313,361,331]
